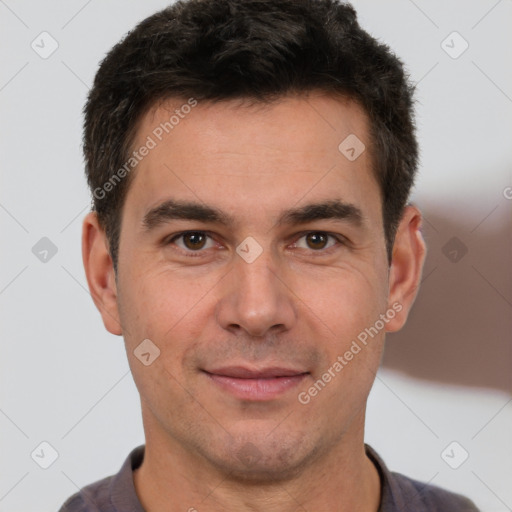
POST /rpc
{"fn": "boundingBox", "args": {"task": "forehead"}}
[123,93,380,228]
[138,93,370,161]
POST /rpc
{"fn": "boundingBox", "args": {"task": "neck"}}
[133,407,381,512]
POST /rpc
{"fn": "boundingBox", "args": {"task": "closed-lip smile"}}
[203,365,309,401]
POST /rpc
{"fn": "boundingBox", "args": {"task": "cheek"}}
[297,265,387,399]
[301,264,388,341]
[119,266,217,346]
[298,280,385,423]
[117,266,225,410]
[118,269,212,419]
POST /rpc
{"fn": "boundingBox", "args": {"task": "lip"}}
[203,366,309,401]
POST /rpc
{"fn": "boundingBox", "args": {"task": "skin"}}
[82,92,426,512]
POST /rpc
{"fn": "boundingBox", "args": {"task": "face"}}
[84,92,424,481]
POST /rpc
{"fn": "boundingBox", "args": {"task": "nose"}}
[215,245,296,338]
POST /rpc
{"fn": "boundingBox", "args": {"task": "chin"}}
[199,430,323,484]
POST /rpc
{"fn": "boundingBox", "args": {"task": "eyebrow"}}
[141,198,364,232]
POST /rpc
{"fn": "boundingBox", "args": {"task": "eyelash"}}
[164,231,347,258]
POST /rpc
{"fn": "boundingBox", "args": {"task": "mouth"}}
[202,366,310,401]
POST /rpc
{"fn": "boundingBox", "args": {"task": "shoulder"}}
[57,445,145,512]
[364,444,480,512]
[58,475,115,512]
[390,471,480,511]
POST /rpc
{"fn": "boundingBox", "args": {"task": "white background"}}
[1,1,511,511]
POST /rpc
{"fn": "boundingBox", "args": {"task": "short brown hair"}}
[84,0,418,274]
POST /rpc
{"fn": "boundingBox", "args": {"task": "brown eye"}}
[305,232,329,250]
[182,232,207,250]
[293,232,342,253]
[163,231,216,257]
[168,231,215,253]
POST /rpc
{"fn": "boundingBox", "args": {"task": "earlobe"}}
[82,211,123,336]
[385,205,426,333]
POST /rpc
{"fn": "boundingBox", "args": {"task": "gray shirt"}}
[58,444,480,511]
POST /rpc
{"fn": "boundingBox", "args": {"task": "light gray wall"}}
[1,1,510,511]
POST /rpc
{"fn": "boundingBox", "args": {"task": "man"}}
[59,0,479,510]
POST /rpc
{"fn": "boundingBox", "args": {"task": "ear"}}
[82,211,123,336]
[385,204,426,333]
